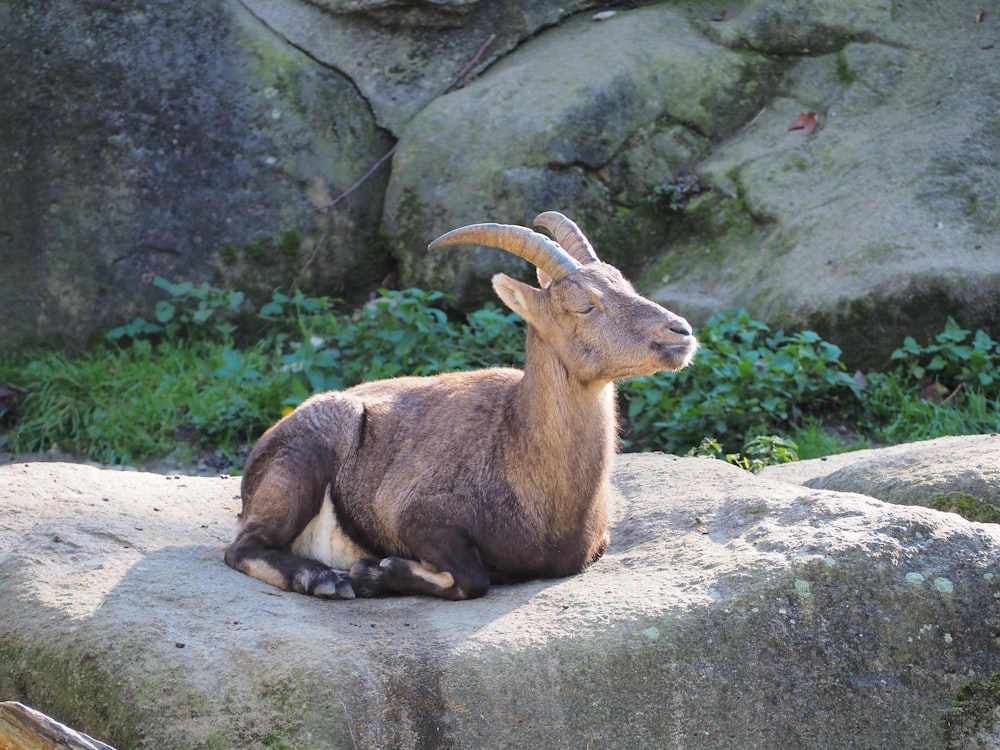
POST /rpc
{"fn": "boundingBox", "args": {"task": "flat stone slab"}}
[1,441,999,748]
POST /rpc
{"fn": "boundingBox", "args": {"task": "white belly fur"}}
[290,487,372,570]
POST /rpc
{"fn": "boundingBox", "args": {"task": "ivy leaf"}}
[154,300,176,323]
[789,111,820,135]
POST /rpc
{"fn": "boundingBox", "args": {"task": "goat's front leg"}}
[350,527,491,601]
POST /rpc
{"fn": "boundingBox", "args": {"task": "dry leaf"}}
[788,111,819,135]
[975,10,986,23]
[920,382,948,402]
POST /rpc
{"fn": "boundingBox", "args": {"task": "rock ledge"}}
[1,438,999,748]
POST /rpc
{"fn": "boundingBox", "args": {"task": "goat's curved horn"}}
[533,211,598,264]
[428,223,581,282]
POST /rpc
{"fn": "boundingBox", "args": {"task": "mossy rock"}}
[0,0,391,354]
[928,492,1000,525]
[762,434,1000,524]
[383,4,775,307]
[940,672,1000,749]
[646,6,1000,369]
[3,454,1000,748]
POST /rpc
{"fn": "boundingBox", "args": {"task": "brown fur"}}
[225,218,697,600]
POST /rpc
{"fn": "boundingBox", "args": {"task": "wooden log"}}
[0,702,116,750]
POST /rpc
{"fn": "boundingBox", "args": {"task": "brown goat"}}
[224,212,697,600]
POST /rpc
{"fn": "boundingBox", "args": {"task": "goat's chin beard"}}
[573,341,698,383]
[652,341,698,373]
[615,355,691,381]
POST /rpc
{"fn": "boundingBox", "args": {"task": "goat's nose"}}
[668,316,693,338]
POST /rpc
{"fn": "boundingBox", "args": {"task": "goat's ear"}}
[492,273,542,326]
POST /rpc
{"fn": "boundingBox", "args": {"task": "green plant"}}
[891,317,999,395]
[8,338,286,466]
[789,416,870,460]
[687,434,799,472]
[647,174,701,213]
[858,317,1000,441]
[267,289,525,407]
[6,275,1000,474]
[108,277,245,343]
[6,283,526,466]
[619,309,861,453]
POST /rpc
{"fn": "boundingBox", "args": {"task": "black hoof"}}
[311,568,356,599]
[349,559,387,597]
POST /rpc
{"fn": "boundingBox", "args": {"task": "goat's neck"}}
[507,328,616,508]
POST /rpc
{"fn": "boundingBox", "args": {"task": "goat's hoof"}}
[312,569,356,599]
[348,559,386,597]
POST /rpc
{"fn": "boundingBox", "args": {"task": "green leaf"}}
[927,355,947,371]
[154,301,176,323]
[259,300,285,317]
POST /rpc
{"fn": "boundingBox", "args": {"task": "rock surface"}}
[1,437,999,749]
[0,0,393,351]
[385,0,1000,364]
[238,0,596,133]
[654,0,1000,367]
[383,4,776,304]
[3,0,999,363]
[761,433,1000,510]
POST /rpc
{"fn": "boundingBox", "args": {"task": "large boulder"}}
[645,0,1000,368]
[3,0,999,368]
[0,0,392,352]
[761,433,1000,521]
[382,0,1000,366]
[1,438,998,749]
[382,4,777,305]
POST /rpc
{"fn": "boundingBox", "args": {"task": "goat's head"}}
[429,212,698,384]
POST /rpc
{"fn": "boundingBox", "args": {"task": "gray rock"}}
[647,1,1000,368]
[383,5,775,302]
[762,433,1000,520]
[1,445,998,749]
[3,0,1000,371]
[378,0,1000,371]
[0,0,391,351]
[706,0,901,55]
[239,0,599,132]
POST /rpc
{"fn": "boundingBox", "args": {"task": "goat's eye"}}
[576,305,598,316]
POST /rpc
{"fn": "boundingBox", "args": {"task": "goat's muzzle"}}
[653,315,698,371]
